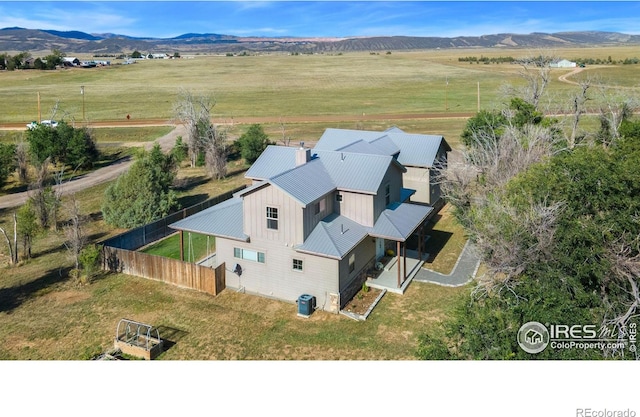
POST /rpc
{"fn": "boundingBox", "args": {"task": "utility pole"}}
[445,76,449,111]
[80,85,85,121]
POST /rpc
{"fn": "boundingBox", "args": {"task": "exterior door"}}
[376,238,385,260]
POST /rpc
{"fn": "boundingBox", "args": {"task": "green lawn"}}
[140,232,215,262]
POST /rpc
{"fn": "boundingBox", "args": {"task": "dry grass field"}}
[1,45,639,360]
[2,46,638,124]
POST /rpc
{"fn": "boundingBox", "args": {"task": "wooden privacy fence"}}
[103,246,225,296]
[101,184,247,251]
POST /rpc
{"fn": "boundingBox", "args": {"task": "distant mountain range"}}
[2,27,640,54]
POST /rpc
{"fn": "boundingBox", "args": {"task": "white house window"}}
[293,259,303,271]
[234,248,265,263]
[349,253,355,273]
[313,199,326,215]
[266,207,278,230]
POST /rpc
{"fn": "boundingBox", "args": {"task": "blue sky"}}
[0,1,639,39]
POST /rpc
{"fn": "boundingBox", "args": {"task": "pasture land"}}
[1,45,640,360]
[2,46,639,124]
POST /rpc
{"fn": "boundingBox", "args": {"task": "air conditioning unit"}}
[297,294,316,317]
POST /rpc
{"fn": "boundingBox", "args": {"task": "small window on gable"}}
[336,194,343,202]
[313,199,326,216]
[293,259,303,271]
[266,206,278,230]
[349,253,355,273]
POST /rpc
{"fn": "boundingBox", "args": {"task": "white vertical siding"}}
[302,194,333,241]
[339,192,374,226]
[404,166,431,204]
[338,238,376,290]
[217,236,341,313]
[243,184,304,245]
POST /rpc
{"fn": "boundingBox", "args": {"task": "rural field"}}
[1,46,639,360]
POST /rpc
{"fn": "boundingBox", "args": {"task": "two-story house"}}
[314,127,451,207]
[169,128,448,313]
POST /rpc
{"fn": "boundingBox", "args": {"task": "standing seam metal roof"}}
[315,127,448,167]
[169,197,248,241]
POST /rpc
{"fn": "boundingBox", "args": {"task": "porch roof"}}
[369,202,433,242]
[169,197,249,242]
[295,213,369,260]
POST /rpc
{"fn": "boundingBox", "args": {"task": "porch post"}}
[396,240,401,288]
[418,222,423,261]
[403,241,407,282]
[179,230,184,262]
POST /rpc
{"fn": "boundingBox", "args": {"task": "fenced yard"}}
[103,246,225,296]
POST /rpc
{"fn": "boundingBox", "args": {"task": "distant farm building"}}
[550,59,576,68]
[63,57,81,66]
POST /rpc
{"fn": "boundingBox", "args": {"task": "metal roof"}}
[269,159,335,206]
[245,145,298,180]
[295,213,369,259]
[389,133,449,167]
[335,139,389,156]
[244,145,400,202]
[369,202,433,242]
[314,150,398,194]
[169,197,249,242]
[315,127,449,168]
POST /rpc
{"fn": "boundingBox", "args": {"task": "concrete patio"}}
[366,250,425,294]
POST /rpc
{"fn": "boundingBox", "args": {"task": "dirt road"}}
[557,67,585,85]
[0,124,186,210]
[0,111,474,210]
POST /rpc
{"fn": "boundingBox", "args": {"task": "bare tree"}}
[28,158,51,229]
[15,140,29,184]
[203,123,228,180]
[565,76,592,149]
[503,53,556,109]
[279,117,292,147]
[173,89,216,167]
[0,213,18,265]
[594,85,638,147]
[600,234,640,358]
[63,194,86,271]
[436,119,564,293]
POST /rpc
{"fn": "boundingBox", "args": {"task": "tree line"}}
[419,56,640,360]
[0,49,66,71]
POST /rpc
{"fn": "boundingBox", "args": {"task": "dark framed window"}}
[234,248,265,263]
[293,259,303,271]
[385,183,391,205]
[266,206,278,230]
[349,253,355,273]
[336,194,343,202]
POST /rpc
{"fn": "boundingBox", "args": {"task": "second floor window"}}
[266,206,278,230]
[385,183,391,205]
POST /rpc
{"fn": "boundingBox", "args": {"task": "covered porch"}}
[366,249,425,294]
[367,202,433,293]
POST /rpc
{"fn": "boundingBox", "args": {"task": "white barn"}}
[550,59,576,68]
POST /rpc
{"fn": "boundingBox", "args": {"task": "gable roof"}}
[245,145,298,180]
[295,213,369,259]
[369,202,433,242]
[268,158,335,206]
[315,127,450,168]
[242,146,403,205]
